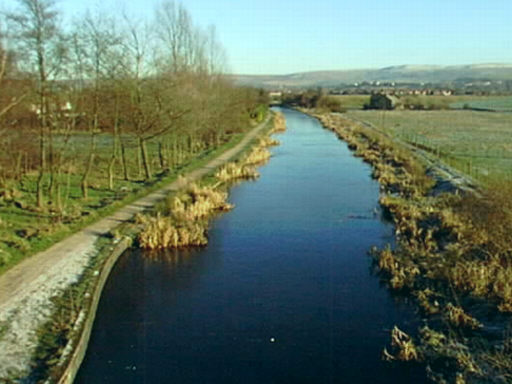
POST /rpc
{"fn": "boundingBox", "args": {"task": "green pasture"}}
[450,96,512,111]
[332,94,512,111]
[346,109,512,182]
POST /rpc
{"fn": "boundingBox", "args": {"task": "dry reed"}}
[383,326,421,362]
[244,147,271,166]
[137,182,233,249]
[215,162,259,183]
[136,213,207,249]
[271,112,286,133]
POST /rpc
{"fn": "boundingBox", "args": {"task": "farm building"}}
[366,93,401,110]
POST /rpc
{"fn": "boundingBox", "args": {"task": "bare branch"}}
[0,94,27,118]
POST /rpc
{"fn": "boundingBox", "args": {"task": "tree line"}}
[281,89,346,113]
[0,0,267,214]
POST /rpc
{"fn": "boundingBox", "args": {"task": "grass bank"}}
[309,110,512,384]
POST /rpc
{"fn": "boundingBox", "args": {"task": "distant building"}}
[268,91,283,105]
[367,93,401,110]
[268,91,282,98]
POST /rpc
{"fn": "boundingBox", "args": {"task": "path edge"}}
[57,236,131,384]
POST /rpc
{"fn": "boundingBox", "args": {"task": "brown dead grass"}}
[136,182,233,249]
[271,112,286,133]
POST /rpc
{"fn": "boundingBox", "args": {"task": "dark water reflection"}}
[77,108,427,383]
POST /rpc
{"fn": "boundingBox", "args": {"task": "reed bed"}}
[215,120,281,184]
[244,147,271,166]
[136,213,207,249]
[271,112,287,133]
[259,136,280,147]
[170,183,233,222]
[383,326,420,362]
[215,163,259,183]
[314,111,512,383]
[136,182,232,250]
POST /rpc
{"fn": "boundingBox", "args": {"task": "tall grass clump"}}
[215,163,259,183]
[136,213,207,249]
[259,136,280,147]
[136,182,232,250]
[215,118,282,184]
[244,147,271,166]
[271,112,287,133]
[169,183,233,221]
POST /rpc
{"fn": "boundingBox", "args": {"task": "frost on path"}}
[0,238,97,379]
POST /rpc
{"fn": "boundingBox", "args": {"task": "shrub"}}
[316,96,347,113]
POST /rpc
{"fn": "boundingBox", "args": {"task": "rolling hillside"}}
[233,64,512,88]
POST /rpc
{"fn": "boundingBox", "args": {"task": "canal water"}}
[77,108,426,383]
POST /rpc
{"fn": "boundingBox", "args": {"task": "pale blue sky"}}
[4,0,512,74]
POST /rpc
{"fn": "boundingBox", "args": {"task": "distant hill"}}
[232,64,512,88]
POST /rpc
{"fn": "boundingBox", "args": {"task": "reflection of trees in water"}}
[137,241,224,292]
[142,247,197,267]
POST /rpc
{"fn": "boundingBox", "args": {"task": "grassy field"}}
[332,94,512,111]
[329,95,370,109]
[450,95,512,111]
[346,109,512,182]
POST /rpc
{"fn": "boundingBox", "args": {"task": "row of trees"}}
[0,0,266,213]
[281,89,346,113]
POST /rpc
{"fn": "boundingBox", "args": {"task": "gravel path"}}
[0,115,271,379]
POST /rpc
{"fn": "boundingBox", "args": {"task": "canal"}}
[77,108,426,383]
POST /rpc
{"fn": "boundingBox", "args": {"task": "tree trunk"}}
[108,157,116,191]
[139,137,152,181]
[14,152,23,181]
[172,139,177,167]
[158,141,166,171]
[36,107,46,209]
[81,106,99,199]
[108,104,120,190]
[47,120,55,199]
[137,147,142,178]
[121,141,129,181]
[55,171,62,215]
[81,131,96,200]
[64,162,72,207]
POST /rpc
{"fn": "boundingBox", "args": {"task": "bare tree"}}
[154,1,194,73]
[0,21,27,118]
[119,16,190,181]
[204,25,228,76]
[75,12,122,198]
[7,0,66,208]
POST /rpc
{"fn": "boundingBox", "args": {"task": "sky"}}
[4,0,512,75]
